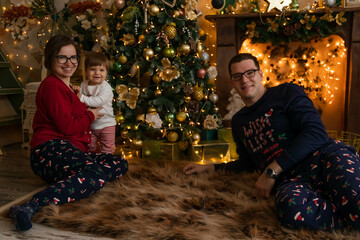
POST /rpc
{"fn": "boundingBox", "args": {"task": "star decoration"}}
[264,0,292,12]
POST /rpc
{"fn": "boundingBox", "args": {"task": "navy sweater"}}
[215,83,330,174]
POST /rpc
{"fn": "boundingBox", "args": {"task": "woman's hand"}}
[183,163,215,175]
[255,172,276,198]
[88,107,104,120]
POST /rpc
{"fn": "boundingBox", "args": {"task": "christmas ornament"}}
[178,140,189,151]
[163,47,176,58]
[129,63,139,77]
[149,4,160,16]
[189,121,195,126]
[120,34,136,45]
[200,52,210,62]
[113,62,123,72]
[209,93,219,103]
[264,0,292,12]
[148,106,157,114]
[196,68,207,79]
[155,45,162,53]
[159,58,180,82]
[173,10,180,18]
[176,111,187,122]
[184,96,191,103]
[121,129,129,138]
[207,66,218,80]
[198,29,205,37]
[164,25,177,39]
[167,132,178,142]
[154,88,162,96]
[152,74,161,84]
[163,113,174,123]
[114,0,126,9]
[133,139,143,148]
[117,84,140,109]
[138,34,146,42]
[118,55,128,64]
[136,114,145,122]
[179,43,191,54]
[192,85,204,101]
[143,47,154,60]
[115,112,125,123]
[211,0,225,9]
[191,133,201,144]
[146,113,163,128]
[196,41,203,53]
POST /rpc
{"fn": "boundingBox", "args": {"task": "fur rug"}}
[33,159,360,240]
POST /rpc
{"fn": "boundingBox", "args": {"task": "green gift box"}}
[189,140,230,164]
[218,128,238,159]
[142,140,187,161]
[200,129,218,141]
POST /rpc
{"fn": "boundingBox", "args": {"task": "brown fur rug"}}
[33,159,360,239]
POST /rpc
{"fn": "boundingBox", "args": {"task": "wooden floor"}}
[0,143,45,208]
[0,143,113,239]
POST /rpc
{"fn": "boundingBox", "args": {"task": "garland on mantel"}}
[237,7,350,45]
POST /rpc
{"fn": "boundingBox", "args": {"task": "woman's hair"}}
[228,53,260,76]
[44,34,81,71]
[85,52,110,72]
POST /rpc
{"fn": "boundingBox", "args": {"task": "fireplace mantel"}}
[206,7,360,133]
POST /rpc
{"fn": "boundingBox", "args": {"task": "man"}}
[183,53,360,231]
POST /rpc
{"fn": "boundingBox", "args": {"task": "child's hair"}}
[85,52,110,72]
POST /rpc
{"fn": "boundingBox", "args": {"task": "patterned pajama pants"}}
[30,139,128,207]
[275,140,360,231]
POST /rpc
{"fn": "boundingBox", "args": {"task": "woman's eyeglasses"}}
[231,69,259,81]
[55,55,79,64]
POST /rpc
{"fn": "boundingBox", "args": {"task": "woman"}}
[9,35,128,231]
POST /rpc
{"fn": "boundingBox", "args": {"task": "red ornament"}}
[196,68,206,79]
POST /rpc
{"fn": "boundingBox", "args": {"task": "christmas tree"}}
[101,0,222,147]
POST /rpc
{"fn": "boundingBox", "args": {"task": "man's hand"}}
[183,163,215,175]
[255,172,276,198]
[88,107,104,120]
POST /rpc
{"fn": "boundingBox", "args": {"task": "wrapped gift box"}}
[189,140,231,164]
[218,128,238,159]
[142,140,187,161]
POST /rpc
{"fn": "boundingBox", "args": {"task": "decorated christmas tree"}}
[101,0,222,148]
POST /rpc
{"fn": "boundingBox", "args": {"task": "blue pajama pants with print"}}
[275,140,360,231]
[30,139,128,207]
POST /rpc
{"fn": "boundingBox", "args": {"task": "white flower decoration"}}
[81,20,92,30]
[146,113,163,129]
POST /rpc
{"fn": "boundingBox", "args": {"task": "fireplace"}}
[206,7,360,133]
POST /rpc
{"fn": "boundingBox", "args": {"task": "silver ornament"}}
[209,93,218,103]
[200,52,210,62]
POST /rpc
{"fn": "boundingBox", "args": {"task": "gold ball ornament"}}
[154,88,162,96]
[189,121,195,126]
[136,114,145,122]
[138,34,145,42]
[163,47,175,58]
[118,55,127,64]
[191,133,201,144]
[149,4,160,16]
[179,43,191,54]
[152,74,161,84]
[184,96,191,103]
[115,113,125,124]
[178,140,189,151]
[198,29,205,37]
[176,111,187,122]
[121,129,129,138]
[148,106,157,114]
[143,47,154,60]
[167,132,179,142]
[192,85,204,101]
[164,25,177,39]
[114,0,126,9]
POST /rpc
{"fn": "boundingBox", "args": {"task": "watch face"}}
[266,168,276,178]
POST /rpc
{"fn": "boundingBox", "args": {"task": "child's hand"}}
[71,85,81,93]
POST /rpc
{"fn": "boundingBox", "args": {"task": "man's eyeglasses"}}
[231,69,259,81]
[55,55,79,64]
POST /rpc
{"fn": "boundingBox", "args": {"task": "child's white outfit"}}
[80,80,116,153]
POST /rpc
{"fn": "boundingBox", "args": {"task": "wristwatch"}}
[265,168,278,179]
